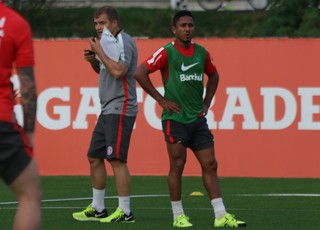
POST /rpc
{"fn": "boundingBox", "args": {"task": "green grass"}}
[1,176,320,229]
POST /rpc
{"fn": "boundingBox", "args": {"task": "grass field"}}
[1,176,320,230]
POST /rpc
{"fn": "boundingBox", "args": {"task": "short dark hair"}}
[172,10,194,26]
[94,6,119,23]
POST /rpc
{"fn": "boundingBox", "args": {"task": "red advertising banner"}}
[13,38,320,177]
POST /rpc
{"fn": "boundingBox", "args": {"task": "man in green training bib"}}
[134,10,246,228]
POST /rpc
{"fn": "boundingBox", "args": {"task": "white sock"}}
[171,200,184,220]
[211,198,227,219]
[119,196,131,215]
[92,188,105,212]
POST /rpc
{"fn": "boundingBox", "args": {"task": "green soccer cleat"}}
[214,213,246,228]
[72,204,108,221]
[100,207,135,223]
[173,214,193,228]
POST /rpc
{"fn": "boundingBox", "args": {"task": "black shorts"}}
[162,116,214,152]
[87,114,136,162]
[0,121,33,185]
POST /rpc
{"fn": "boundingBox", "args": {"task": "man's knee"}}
[88,157,103,166]
[88,157,106,175]
[170,157,186,175]
[209,159,218,171]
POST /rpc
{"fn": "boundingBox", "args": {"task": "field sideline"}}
[1,176,320,229]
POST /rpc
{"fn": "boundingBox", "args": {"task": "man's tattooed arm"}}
[17,67,37,132]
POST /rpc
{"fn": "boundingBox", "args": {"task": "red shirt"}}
[0,2,34,123]
[144,41,216,80]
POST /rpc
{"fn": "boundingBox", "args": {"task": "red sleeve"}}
[143,47,168,73]
[204,51,217,76]
[14,18,34,68]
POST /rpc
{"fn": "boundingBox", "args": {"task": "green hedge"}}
[17,1,320,38]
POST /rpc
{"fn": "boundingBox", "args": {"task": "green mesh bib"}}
[162,43,207,123]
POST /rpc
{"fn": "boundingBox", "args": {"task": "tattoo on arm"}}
[17,67,37,132]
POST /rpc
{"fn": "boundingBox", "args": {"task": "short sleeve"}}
[14,19,34,68]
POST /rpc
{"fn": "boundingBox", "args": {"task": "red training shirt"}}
[0,2,34,123]
[143,41,217,83]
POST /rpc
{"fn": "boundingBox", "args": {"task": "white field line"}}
[231,193,320,197]
[0,194,169,205]
[1,193,320,206]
